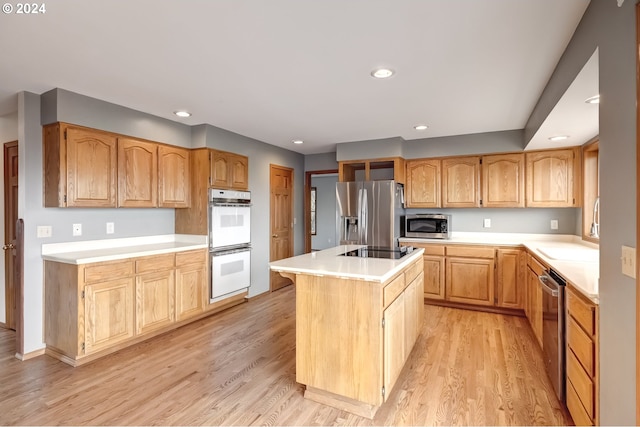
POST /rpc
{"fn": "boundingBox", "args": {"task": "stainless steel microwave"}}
[403,214,451,239]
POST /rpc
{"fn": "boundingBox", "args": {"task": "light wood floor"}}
[0,286,571,426]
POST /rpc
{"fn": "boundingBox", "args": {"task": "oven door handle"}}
[211,247,252,256]
[211,202,252,208]
[538,274,559,297]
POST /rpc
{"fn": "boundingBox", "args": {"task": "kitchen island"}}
[269,245,424,418]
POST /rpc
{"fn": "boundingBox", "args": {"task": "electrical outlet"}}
[550,220,559,230]
[72,223,82,236]
[621,246,636,278]
[37,225,52,238]
[483,218,491,228]
[106,222,115,234]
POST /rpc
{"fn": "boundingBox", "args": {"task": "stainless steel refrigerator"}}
[336,180,404,247]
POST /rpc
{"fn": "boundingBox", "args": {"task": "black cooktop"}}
[340,246,414,260]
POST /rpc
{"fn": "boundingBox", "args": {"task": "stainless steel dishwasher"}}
[538,268,566,403]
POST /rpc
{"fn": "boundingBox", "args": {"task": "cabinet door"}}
[423,255,445,299]
[211,150,230,188]
[84,278,134,354]
[482,153,525,207]
[136,269,175,335]
[158,145,190,208]
[445,256,494,306]
[383,291,405,402]
[526,148,578,207]
[118,138,158,207]
[66,126,117,207]
[442,156,480,207]
[496,248,523,308]
[229,154,249,190]
[405,159,441,208]
[176,262,206,321]
[404,271,424,352]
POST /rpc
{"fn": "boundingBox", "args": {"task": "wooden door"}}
[66,126,117,207]
[445,257,495,306]
[442,156,480,207]
[270,165,294,291]
[3,142,17,330]
[525,148,577,207]
[84,278,135,354]
[496,248,523,308]
[482,153,525,207]
[423,255,445,299]
[158,145,190,208]
[405,159,441,208]
[117,138,158,207]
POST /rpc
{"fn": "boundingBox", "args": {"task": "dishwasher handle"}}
[538,274,559,297]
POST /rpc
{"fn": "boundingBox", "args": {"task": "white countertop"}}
[42,234,208,265]
[269,245,425,283]
[400,232,599,304]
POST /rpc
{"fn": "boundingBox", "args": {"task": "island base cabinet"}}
[296,257,424,419]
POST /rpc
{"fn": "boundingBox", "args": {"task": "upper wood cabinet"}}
[338,157,405,184]
[525,148,580,207]
[44,123,118,207]
[118,138,158,207]
[405,159,441,208]
[158,145,190,208]
[481,153,525,208]
[442,156,480,207]
[211,149,249,190]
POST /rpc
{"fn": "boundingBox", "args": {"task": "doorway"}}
[270,164,294,292]
[3,141,17,331]
[304,169,338,253]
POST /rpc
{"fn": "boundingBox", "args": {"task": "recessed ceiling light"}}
[414,124,429,130]
[292,139,304,145]
[548,135,570,142]
[174,110,191,118]
[370,68,395,79]
[585,95,600,104]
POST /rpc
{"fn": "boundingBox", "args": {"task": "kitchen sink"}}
[536,247,598,263]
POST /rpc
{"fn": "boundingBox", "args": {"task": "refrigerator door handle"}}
[360,187,368,245]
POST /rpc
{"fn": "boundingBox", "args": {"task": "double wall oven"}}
[209,189,251,303]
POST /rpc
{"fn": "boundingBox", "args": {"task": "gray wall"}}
[531,1,637,423]
[406,208,578,235]
[403,129,525,158]
[336,136,404,161]
[305,152,338,171]
[311,174,338,250]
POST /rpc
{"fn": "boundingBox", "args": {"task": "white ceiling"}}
[0,0,592,155]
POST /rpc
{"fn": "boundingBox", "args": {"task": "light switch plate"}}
[621,245,636,278]
[550,220,559,230]
[483,218,491,228]
[106,222,115,234]
[37,225,52,238]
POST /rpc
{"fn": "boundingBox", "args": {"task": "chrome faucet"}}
[589,197,600,238]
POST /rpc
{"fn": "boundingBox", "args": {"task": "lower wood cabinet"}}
[525,253,544,347]
[566,285,599,426]
[401,243,523,310]
[44,249,212,366]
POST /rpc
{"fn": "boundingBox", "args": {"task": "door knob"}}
[272,234,278,238]
[2,243,15,250]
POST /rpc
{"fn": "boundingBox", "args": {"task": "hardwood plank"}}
[0,286,571,426]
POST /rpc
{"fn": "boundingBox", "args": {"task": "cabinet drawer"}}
[527,254,546,277]
[446,246,494,259]
[567,379,594,426]
[84,260,134,283]
[567,316,595,376]
[135,253,175,273]
[567,348,594,418]
[176,249,206,266]
[404,259,422,284]
[567,287,596,336]
[384,274,406,308]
